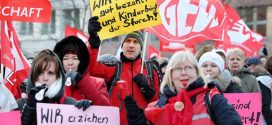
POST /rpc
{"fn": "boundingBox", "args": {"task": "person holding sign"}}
[16,49,92,125]
[226,48,261,93]
[127,51,242,125]
[199,51,243,93]
[53,36,109,106]
[87,16,160,125]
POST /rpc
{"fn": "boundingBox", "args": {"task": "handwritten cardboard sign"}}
[37,103,119,125]
[0,0,51,22]
[224,93,262,125]
[0,111,21,125]
[90,0,161,40]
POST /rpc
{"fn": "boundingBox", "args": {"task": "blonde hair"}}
[160,51,205,94]
[226,48,245,60]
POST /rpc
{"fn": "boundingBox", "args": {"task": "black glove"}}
[88,16,102,48]
[124,96,147,125]
[133,74,155,100]
[27,85,47,107]
[65,71,83,87]
[88,16,102,37]
[75,99,92,111]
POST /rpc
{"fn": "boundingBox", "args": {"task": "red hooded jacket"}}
[89,48,160,125]
[65,74,109,106]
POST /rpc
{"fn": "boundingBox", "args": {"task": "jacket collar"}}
[120,52,141,63]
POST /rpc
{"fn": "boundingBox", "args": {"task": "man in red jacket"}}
[87,16,160,125]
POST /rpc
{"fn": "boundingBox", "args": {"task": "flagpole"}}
[141,30,149,74]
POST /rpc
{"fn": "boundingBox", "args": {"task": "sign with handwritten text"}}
[0,111,21,125]
[37,103,119,125]
[90,0,161,40]
[224,93,262,125]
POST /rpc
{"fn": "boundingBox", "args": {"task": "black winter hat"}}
[121,31,144,50]
[247,57,262,66]
[53,36,90,75]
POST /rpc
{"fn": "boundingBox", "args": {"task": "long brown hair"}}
[31,49,60,83]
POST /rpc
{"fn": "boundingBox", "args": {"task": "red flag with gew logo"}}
[0,0,51,22]
[218,4,264,57]
[0,21,30,99]
[148,0,228,47]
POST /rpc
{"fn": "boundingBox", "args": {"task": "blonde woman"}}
[125,51,242,125]
[226,48,261,92]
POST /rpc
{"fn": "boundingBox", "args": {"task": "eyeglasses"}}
[173,66,195,73]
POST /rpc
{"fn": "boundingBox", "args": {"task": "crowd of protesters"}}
[1,16,272,125]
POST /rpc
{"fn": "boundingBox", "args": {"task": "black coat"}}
[225,81,243,93]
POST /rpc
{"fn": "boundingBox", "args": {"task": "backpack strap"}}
[204,88,220,123]
[145,59,163,87]
[145,60,154,87]
[107,62,122,96]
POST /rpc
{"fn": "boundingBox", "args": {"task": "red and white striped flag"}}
[0,21,30,99]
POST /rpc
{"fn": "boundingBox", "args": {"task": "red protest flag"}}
[160,40,195,53]
[148,45,159,59]
[65,25,89,46]
[148,0,228,47]
[0,0,51,23]
[220,4,264,57]
[0,21,30,99]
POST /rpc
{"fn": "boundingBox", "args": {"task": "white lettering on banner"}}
[227,20,251,44]
[163,42,185,49]
[159,0,220,37]
[0,6,43,17]
[4,54,12,62]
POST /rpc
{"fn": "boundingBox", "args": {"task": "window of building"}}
[63,9,80,28]
[238,6,267,36]
[19,22,33,35]
[41,10,56,35]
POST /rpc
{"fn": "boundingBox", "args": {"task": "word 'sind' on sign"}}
[224,93,262,125]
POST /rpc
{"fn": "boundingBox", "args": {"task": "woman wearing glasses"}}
[125,51,242,125]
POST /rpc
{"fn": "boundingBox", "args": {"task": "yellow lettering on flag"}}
[90,0,161,40]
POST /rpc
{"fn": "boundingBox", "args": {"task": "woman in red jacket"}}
[125,51,242,125]
[53,36,109,106]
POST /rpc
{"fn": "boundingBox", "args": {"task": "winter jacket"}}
[0,83,18,112]
[16,53,77,125]
[53,36,109,106]
[225,81,243,93]
[231,68,261,92]
[88,48,160,125]
[145,78,242,125]
[256,75,272,125]
[65,75,109,105]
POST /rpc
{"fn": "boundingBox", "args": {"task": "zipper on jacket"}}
[131,62,134,98]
